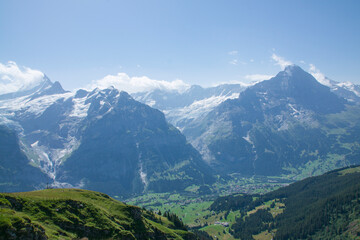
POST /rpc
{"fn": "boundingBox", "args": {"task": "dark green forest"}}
[210,165,360,239]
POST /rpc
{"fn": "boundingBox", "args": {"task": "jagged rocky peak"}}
[84,87,133,107]
[260,65,320,90]
[30,78,68,99]
[0,73,68,101]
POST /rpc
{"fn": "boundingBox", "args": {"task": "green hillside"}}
[208,165,360,239]
[0,189,201,239]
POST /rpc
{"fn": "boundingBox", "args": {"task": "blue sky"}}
[1,0,360,91]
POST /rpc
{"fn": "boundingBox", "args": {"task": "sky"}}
[1,0,360,92]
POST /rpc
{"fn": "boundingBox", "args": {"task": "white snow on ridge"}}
[0,92,73,117]
[243,131,253,145]
[51,136,80,166]
[288,104,300,115]
[165,93,240,127]
[70,97,91,118]
[0,90,89,180]
[336,82,360,97]
[146,99,156,107]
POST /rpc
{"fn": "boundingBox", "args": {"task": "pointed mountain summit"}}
[185,65,360,177]
[30,77,67,100]
[249,65,346,114]
[0,75,66,101]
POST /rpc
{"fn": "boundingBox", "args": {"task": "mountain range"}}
[0,64,360,196]
[132,83,248,131]
[167,65,360,178]
[0,77,213,196]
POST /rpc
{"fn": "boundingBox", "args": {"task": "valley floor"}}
[125,174,292,239]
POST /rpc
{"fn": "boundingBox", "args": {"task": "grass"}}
[339,166,360,175]
[246,200,285,218]
[200,224,234,240]
[283,153,351,180]
[0,189,195,239]
[253,230,275,240]
[126,192,213,227]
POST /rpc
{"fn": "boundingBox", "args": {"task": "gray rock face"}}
[0,125,51,192]
[57,89,213,196]
[184,65,360,177]
[0,79,213,196]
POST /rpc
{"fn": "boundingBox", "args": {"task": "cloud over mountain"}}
[308,64,331,86]
[89,72,190,94]
[0,61,45,95]
[271,53,292,69]
[245,74,274,82]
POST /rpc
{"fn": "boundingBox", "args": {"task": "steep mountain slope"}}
[0,78,213,195]
[57,89,213,196]
[0,80,86,180]
[0,126,51,192]
[210,165,360,239]
[185,65,360,177]
[0,189,199,240]
[133,84,247,131]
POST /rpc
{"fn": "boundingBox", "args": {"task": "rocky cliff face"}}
[0,126,51,192]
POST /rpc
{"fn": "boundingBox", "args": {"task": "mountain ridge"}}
[183,65,360,177]
[0,78,214,195]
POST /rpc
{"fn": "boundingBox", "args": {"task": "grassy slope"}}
[208,165,360,240]
[0,189,194,240]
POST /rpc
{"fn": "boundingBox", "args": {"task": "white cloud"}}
[229,59,238,65]
[308,64,331,86]
[89,72,190,94]
[228,50,238,55]
[211,80,258,88]
[0,61,45,95]
[271,53,292,69]
[245,74,274,82]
